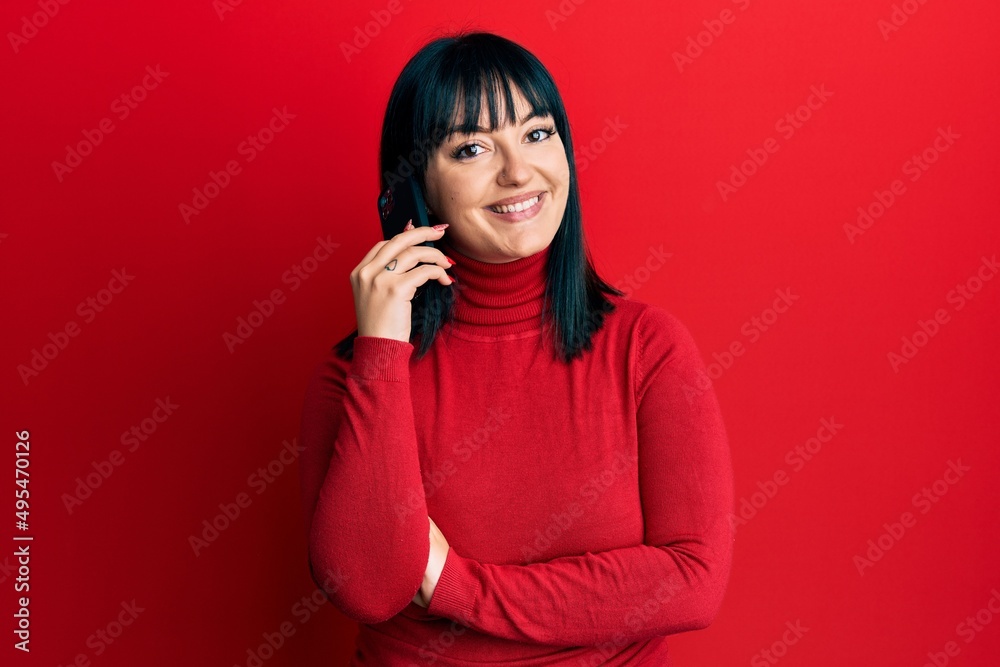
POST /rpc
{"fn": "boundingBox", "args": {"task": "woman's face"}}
[422,87,570,264]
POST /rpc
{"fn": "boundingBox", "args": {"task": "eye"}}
[449,124,557,160]
[526,125,556,143]
[452,142,485,160]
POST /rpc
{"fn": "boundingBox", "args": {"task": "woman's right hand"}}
[351,221,455,343]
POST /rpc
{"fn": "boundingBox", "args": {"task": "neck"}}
[438,233,551,337]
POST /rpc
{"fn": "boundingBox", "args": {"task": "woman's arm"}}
[298,335,429,624]
[424,306,736,647]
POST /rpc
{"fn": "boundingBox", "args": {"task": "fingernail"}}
[404,219,414,231]
[432,223,449,231]
[446,256,456,265]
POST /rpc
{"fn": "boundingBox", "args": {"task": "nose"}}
[497,142,532,186]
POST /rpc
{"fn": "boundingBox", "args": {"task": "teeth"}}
[490,195,539,214]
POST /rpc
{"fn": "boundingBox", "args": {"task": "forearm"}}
[426,514,732,646]
[301,336,429,624]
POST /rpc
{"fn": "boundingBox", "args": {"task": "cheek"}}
[444,175,481,210]
[553,165,571,198]
[545,150,571,184]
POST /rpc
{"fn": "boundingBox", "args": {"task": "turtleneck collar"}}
[437,232,551,338]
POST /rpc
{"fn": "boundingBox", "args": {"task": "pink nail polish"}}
[432,223,449,231]
[404,219,414,231]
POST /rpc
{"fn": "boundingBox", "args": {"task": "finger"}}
[373,264,458,299]
[374,245,456,278]
[371,224,448,271]
[373,264,455,294]
[353,240,390,276]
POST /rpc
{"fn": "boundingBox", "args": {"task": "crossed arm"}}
[299,308,734,646]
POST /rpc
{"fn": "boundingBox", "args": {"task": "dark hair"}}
[334,31,623,363]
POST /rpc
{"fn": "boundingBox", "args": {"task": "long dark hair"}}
[334,31,623,363]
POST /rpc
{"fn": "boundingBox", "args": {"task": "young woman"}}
[299,30,735,666]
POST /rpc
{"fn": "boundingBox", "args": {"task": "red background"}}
[3,0,999,665]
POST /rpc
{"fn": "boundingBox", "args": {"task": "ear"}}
[419,181,435,216]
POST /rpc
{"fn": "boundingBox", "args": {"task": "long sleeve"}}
[298,335,430,624]
[425,306,735,646]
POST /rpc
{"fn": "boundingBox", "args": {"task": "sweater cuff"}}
[349,336,413,382]
[426,548,479,624]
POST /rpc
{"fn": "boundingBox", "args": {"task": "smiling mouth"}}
[487,194,541,214]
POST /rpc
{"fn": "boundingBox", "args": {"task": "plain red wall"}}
[3,0,998,665]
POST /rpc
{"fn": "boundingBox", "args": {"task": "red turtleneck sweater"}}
[298,234,734,666]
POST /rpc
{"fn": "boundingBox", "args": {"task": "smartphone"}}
[377,175,436,249]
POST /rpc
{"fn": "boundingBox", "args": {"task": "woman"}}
[299,30,735,666]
